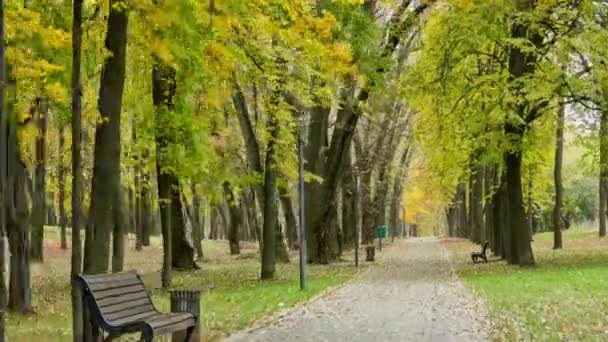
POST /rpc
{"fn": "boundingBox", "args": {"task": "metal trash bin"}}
[365,246,375,262]
[169,290,201,341]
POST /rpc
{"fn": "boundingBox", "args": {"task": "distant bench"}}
[471,241,489,263]
[74,271,196,341]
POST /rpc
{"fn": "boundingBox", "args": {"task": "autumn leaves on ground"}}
[446,225,608,341]
[11,227,362,341]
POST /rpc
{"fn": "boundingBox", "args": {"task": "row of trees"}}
[409,0,608,262]
[0,0,424,339]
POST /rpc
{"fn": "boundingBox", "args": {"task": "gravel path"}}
[225,237,490,342]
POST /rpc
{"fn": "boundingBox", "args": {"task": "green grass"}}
[444,226,608,341]
[7,227,362,341]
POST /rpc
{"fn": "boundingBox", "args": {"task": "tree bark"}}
[261,121,278,279]
[279,187,298,251]
[454,182,467,238]
[390,146,410,240]
[275,219,290,263]
[153,63,175,287]
[470,164,484,244]
[58,125,67,249]
[156,164,172,287]
[245,188,261,244]
[31,97,48,262]
[342,150,357,249]
[232,76,288,257]
[304,106,328,262]
[484,166,495,250]
[553,104,565,248]
[70,0,85,339]
[170,185,196,269]
[133,127,142,251]
[600,107,608,237]
[112,186,127,272]
[505,147,534,265]
[223,182,241,255]
[140,152,152,246]
[209,206,219,240]
[503,0,539,266]
[6,69,32,313]
[360,117,391,245]
[0,1,8,328]
[191,184,204,260]
[84,0,128,274]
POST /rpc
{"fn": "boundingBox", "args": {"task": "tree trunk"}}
[307,3,426,263]
[134,148,143,251]
[304,106,329,262]
[6,71,32,312]
[553,104,565,248]
[112,186,127,272]
[279,187,298,251]
[170,184,196,269]
[191,184,204,260]
[140,153,152,246]
[498,170,511,260]
[153,63,176,288]
[246,188,261,245]
[0,2,8,331]
[275,220,290,263]
[70,0,85,339]
[223,182,241,255]
[31,97,48,262]
[527,175,534,240]
[156,166,172,287]
[470,164,484,244]
[390,145,410,241]
[342,150,357,249]
[505,0,538,266]
[84,1,128,274]
[600,107,608,238]
[454,182,467,238]
[505,147,535,265]
[484,166,495,251]
[261,78,282,278]
[58,125,67,249]
[209,207,219,240]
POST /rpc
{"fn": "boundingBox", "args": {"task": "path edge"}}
[222,242,397,340]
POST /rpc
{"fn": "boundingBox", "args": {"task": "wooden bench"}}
[471,241,489,263]
[74,271,196,341]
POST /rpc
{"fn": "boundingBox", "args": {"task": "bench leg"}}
[184,326,195,342]
[139,333,153,342]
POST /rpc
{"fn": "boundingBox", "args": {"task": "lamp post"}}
[298,114,308,291]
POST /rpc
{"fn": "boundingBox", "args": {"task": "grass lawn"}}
[444,225,608,341]
[8,227,364,341]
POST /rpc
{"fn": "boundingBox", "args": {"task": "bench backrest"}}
[481,241,489,254]
[74,271,158,328]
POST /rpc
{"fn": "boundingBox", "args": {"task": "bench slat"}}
[76,271,195,339]
[146,313,194,329]
[102,297,153,315]
[88,277,142,291]
[150,318,195,337]
[83,272,138,284]
[93,284,146,300]
[97,291,149,308]
[105,304,156,323]
[110,311,158,327]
